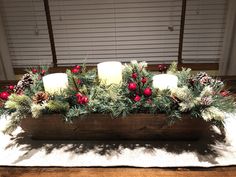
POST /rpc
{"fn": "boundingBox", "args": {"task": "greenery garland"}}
[0,61,235,134]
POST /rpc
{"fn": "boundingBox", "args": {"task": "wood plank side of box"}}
[20,114,211,140]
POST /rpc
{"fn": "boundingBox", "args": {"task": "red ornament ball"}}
[76,93,83,98]
[0,91,10,100]
[76,93,89,104]
[41,70,46,76]
[134,95,141,102]
[141,77,147,84]
[157,64,164,71]
[128,82,137,91]
[220,90,229,97]
[143,87,152,96]
[8,85,15,90]
[132,73,138,79]
[32,68,37,74]
[75,65,81,70]
[81,96,89,104]
[77,96,89,104]
[71,68,79,74]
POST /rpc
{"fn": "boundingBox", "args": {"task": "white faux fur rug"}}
[0,114,236,167]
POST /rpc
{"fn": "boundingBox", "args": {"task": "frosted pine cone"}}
[195,72,208,80]
[199,76,212,85]
[201,96,213,106]
[14,73,33,94]
[211,79,224,89]
[194,72,212,85]
[33,91,49,104]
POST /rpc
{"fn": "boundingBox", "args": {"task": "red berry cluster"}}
[143,87,152,96]
[76,93,89,105]
[157,64,168,73]
[31,68,47,76]
[220,90,229,97]
[0,85,14,101]
[134,95,141,102]
[32,68,37,74]
[128,82,137,91]
[8,85,14,90]
[71,65,81,74]
[128,72,152,102]
[0,91,10,100]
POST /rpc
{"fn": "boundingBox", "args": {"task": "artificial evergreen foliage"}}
[5,94,32,112]
[0,61,235,134]
[122,60,154,113]
[31,103,46,118]
[46,100,70,113]
[3,94,32,134]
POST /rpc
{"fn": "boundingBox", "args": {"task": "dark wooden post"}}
[178,0,187,65]
[43,0,57,67]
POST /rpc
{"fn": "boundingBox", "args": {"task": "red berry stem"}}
[72,76,79,91]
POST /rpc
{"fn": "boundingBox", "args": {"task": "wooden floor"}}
[1,167,236,177]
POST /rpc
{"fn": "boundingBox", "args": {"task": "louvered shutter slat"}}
[0,0,52,67]
[1,0,228,67]
[182,0,227,64]
[50,0,181,65]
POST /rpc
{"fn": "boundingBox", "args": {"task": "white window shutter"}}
[0,0,52,68]
[49,0,182,65]
[182,0,227,63]
[0,0,228,67]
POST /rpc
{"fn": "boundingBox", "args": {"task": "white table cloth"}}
[0,114,236,167]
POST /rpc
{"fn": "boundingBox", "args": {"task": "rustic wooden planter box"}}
[20,114,211,140]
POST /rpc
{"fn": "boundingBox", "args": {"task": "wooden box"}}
[20,114,212,140]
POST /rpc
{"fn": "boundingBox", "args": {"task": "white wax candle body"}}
[97,61,123,85]
[153,74,178,90]
[43,73,69,94]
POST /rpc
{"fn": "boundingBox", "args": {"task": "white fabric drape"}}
[219,0,236,76]
[0,13,15,80]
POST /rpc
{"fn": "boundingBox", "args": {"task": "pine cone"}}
[201,96,213,106]
[194,72,212,85]
[33,91,49,104]
[14,73,33,94]
[199,76,212,85]
[195,72,208,80]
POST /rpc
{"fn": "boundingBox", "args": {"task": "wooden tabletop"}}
[1,166,236,177]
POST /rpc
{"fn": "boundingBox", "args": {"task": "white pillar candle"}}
[97,61,123,85]
[43,73,68,94]
[153,74,178,90]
